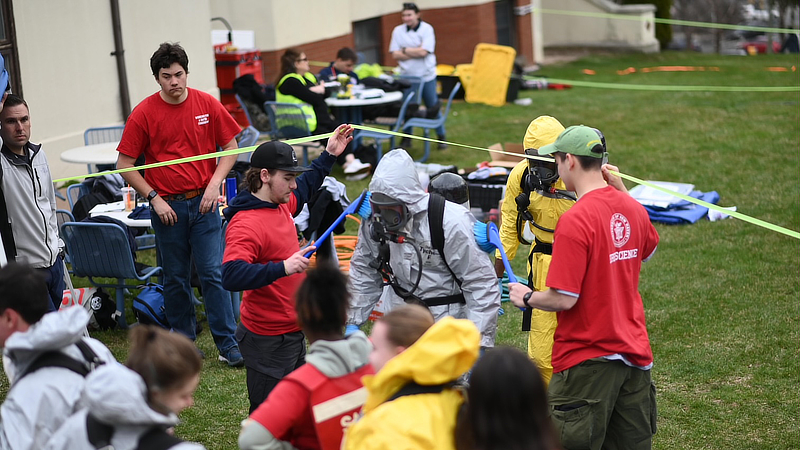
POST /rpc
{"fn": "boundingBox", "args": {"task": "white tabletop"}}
[325,90,403,107]
[60,141,120,165]
[89,201,151,228]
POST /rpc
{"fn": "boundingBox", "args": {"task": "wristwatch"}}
[523,291,533,308]
[146,190,158,202]
[401,47,407,55]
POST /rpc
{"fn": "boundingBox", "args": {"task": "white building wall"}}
[208,0,489,51]
[14,0,218,180]
[539,0,658,52]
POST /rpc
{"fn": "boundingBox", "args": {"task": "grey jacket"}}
[238,332,372,450]
[0,307,116,450]
[43,362,205,450]
[0,141,60,268]
[347,149,500,348]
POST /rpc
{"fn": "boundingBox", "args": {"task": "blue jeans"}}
[151,196,237,353]
[36,255,65,312]
[403,77,445,138]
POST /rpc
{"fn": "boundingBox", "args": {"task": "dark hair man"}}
[509,125,660,449]
[318,47,360,84]
[116,42,243,366]
[0,94,64,311]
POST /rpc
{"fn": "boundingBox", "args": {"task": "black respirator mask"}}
[523,148,559,192]
[369,192,411,233]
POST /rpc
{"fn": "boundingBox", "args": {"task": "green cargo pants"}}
[548,357,657,450]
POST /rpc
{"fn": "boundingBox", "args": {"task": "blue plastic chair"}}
[56,209,76,273]
[402,81,461,163]
[263,101,324,165]
[354,92,415,163]
[84,126,124,173]
[66,183,89,210]
[396,75,424,103]
[235,126,260,162]
[61,222,162,329]
[235,94,274,140]
[84,126,124,146]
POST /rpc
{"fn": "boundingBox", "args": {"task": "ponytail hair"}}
[126,325,202,412]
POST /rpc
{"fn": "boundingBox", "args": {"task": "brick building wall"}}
[515,0,534,63]
[256,1,532,85]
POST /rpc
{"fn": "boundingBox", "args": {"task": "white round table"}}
[324,90,403,109]
[325,91,403,147]
[60,141,120,173]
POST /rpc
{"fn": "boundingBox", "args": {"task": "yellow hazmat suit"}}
[496,116,574,385]
[343,317,479,450]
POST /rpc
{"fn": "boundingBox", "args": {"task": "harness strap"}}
[422,293,466,307]
[387,381,454,402]
[532,239,553,256]
[86,414,114,450]
[428,193,463,289]
[16,340,101,382]
[522,238,553,332]
[137,426,184,450]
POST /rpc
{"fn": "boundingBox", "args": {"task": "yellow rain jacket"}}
[496,116,573,385]
[343,317,479,450]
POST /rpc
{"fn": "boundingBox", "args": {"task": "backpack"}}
[133,283,169,328]
[87,413,183,450]
[88,288,119,331]
[14,340,104,385]
[428,193,464,290]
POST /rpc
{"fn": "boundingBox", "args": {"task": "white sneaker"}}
[346,171,370,181]
[344,158,372,174]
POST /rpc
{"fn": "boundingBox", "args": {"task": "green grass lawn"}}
[3,51,797,449]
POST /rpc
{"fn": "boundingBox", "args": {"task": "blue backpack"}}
[133,284,169,328]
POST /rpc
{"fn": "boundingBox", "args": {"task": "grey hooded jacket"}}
[43,362,205,450]
[0,307,116,450]
[347,149,500,348]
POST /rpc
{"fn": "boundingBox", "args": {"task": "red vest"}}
[286,363,374,450]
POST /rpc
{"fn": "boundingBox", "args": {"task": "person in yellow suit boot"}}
[494,115,576,386]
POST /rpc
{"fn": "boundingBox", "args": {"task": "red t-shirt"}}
[546,186,659,373]
[117,88,241,195]
[223,197,303,335]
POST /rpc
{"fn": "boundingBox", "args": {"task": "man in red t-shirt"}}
[116,43,243,367]
[222,125,353,413]
[510,125,660,450]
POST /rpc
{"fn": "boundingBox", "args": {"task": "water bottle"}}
[225,172,238,204]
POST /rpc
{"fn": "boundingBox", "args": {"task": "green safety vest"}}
[276,72,318,132]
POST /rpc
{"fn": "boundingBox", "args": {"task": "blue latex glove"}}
[345,324,360,337]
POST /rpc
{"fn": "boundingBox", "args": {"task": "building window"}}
[495,0,517,48]
[0,0,20,96]
[353,18,382,65]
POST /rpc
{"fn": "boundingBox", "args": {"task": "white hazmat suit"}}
[347,150,500,348]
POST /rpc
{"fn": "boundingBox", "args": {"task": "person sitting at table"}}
[276,48,370,178]
[317,47,360,84]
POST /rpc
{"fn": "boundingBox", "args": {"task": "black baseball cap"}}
[250,141,311,173]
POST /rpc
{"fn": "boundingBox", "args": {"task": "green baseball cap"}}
[539,125,605,158]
